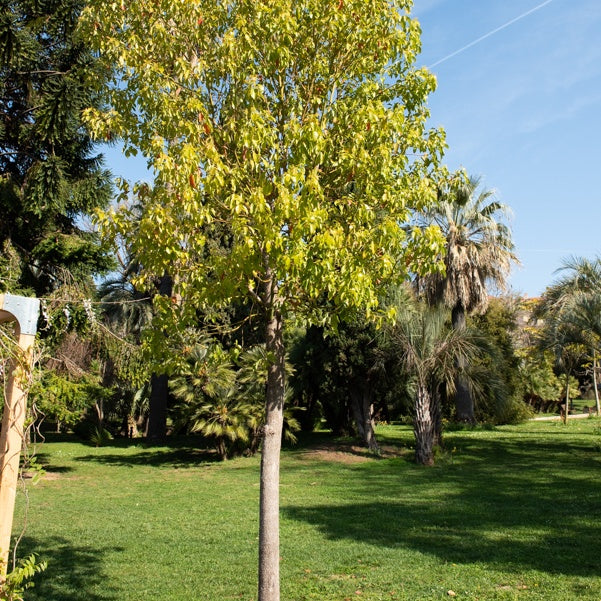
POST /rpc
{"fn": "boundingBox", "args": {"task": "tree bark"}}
[258,276,285,601]
[350,387,380,453]
[451,303,475,423]
[413,384,434,465]
[361,391,379,453]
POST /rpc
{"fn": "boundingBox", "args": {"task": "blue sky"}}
[103,0,601,298]
[413,0,601,296]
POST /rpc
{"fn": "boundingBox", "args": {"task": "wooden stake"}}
[0,294,39,579]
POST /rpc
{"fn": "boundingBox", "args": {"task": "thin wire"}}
[429,0,554,68]
[38,296,152,305]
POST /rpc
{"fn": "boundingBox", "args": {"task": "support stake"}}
[0,293,39,579]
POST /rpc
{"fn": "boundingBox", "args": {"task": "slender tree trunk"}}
[430,382,443,448]
[563,374,570,424]
[361,391,379,454]
[593,352,600,416]
[413,383,434,466]
[258,274,285,601]
[451,303,475,423]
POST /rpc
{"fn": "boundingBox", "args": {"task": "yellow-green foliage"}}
[79,0,447,340]
[0,555,46,601]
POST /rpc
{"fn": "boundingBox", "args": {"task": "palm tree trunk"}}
[414,383,434,465]
[258,272,285,601]
[430,382,443,448]
[451,303,475,423]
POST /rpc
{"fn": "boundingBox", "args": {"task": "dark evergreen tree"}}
[0,0,113,294]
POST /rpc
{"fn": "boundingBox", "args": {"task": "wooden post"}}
[0,293,39,579]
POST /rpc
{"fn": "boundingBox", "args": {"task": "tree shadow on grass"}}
[67,434,220,468]
[283,433,601,577]
[73,446,219,468]
[32,452,74,473]
[13,536,121,601]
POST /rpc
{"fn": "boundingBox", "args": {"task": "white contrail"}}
[430,0,554,68]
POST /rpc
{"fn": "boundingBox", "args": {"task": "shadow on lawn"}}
[33,453,74,473]
[14,536,121,601]
[73,445,219,469]
[284,432,601,577]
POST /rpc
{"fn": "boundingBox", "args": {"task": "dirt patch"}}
[41,471,63,481]
[299,442,405,464]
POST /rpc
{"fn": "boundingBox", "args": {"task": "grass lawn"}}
[11,418,601,601]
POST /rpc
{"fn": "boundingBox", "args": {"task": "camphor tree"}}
[418,174,518,422]
[79,1,446,599]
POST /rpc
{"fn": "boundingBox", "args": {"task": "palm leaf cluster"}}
[421,175,517,315]
[170,342,298,460]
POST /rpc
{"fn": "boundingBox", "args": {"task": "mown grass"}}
[12,418,601,601]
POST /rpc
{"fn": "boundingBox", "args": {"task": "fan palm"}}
[419,174,518,422]
[170,342,244,459]
[236,345,299,452]
[390,302,482,465]
[536,256,601,415]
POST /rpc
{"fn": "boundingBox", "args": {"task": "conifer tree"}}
[0,0,113,294]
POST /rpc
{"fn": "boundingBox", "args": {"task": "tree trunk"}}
[451,303,475,423]
[430,382,443,448]
[563,374,570,424]
[147,373,168,441]
[349,389,366,440]
[361,391,379,453]
[258,278,285,601]
[593,352,600,416]
[413,383,434,465]
[146,273,173,441]
[350,387,380,453]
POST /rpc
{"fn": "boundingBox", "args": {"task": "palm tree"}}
[570,294,601,415]
[418,174,518,422]
[536,256,601,416]
[390,301,481,465]
[540,256,601,308]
